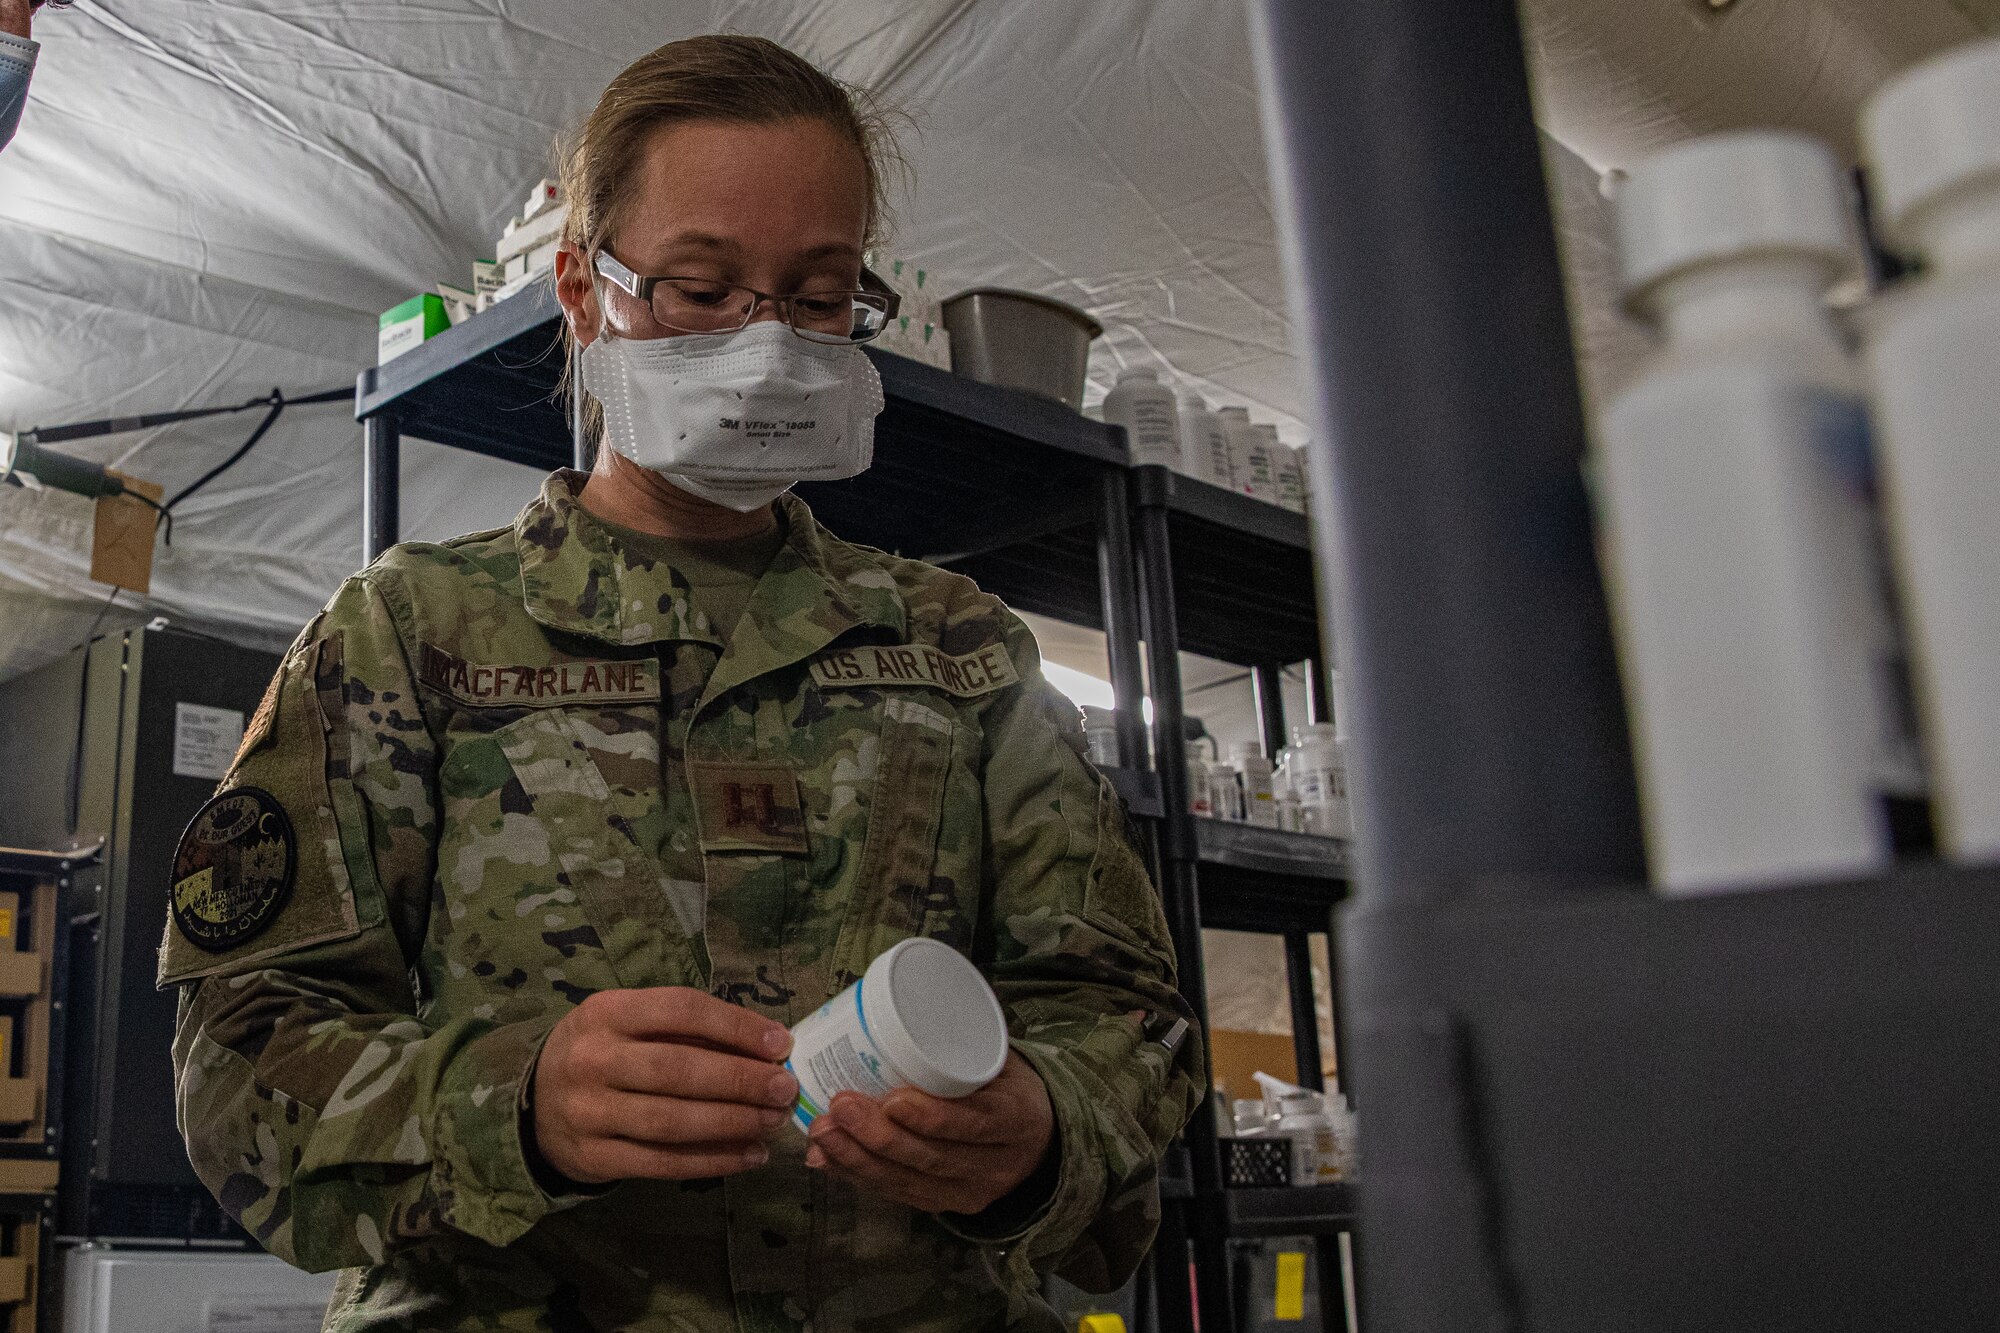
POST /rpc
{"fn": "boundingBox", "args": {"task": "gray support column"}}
[1245,2,1649,1327]
[363,413,400,566]
[1244,0,1644,907]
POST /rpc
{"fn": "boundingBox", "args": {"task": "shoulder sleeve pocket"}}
[158,637,370,988]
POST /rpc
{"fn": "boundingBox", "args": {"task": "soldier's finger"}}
[596,987,792,1060]
[879,1087,1016,1146]
[820,1096,958,1174]
[587,1090,787,1146]
[812,1137,964,1213]
[585,1137,771,1182]
[610,1043,798,1108]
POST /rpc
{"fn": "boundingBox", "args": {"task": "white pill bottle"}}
[1103,368,1182,468]
[1860,38,2000,863]
[787,937,1009,1130]
[1598,130,1895,894]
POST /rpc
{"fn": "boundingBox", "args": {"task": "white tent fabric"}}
[1,0,1991,682]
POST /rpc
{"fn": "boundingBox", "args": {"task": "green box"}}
[377,293,451,365]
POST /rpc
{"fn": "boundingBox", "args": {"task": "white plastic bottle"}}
[787,938,1008,1130]
[1600,130,1896,893]
[1187,743,1215,818]
[1250,424,1287,504]
[1860,39,2000,863]
[1215,407,1254,495]
[1179,393,1232,485]
[1102,368,1181,468]
[1274,766,1304,833]
[1230,740,1279,828]
[1273,443,1307,512]
[1289,722,1352,838]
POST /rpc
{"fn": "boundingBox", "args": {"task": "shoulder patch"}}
[807,643,1020,698]
[170,787,296,954]
[416,642,659,708]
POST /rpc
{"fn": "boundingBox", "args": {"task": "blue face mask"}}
[0,31,35,152]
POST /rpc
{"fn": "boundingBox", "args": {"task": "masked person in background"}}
[0,0,41,151]
[165,34,1203,1333]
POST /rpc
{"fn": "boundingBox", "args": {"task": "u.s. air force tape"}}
[807,643,1019,698]
[170,787,296,954]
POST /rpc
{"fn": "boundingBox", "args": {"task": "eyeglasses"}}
[592,250,900,345]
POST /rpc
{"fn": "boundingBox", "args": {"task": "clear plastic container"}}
[1289,721,1352,838]
[787,937,1008,1130]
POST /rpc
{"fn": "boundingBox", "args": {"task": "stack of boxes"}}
[379,178,569,365]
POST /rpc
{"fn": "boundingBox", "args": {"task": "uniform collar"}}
[514,473,907,682]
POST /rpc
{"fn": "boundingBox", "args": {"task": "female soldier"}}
[166,34,1202,1333]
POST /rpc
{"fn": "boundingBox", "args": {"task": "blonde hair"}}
[555,33,904,454]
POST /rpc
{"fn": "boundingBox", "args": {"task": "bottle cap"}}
[864,938,1008,1099]
[1115,367,1158,383]
[1215,406,1251,422]
[1179,392,1212,412]
[1863,37,2000,253]
[1613,130,1858,314]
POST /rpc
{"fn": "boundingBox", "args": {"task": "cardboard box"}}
[0,952,38,998]
[0,1255,27,1304]
[472,259,505,296]
[434,284,476,326]
[377,293,450,365]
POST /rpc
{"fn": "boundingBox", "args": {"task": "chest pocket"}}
[490,707,707,989]
[831,696,979,980]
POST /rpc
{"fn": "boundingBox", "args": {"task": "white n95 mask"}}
[578,320,884,511]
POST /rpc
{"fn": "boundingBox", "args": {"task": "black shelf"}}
[1132,466,1322,666]
[1196,820,1348,881]
[1104,767,1165,820]
[1218,1184,1357,1239]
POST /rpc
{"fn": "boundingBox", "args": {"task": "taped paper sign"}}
[174,702,246,781]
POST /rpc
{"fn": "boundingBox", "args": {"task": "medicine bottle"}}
[1179,393,1233,486]
[1601,130,1895,893]
[1860,38,2000,863]
[1102,368,1181,468]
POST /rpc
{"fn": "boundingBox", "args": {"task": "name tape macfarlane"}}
[417,643,660,707]
[808,644,1019,699]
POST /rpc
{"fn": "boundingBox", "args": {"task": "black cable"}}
[158,392,287,530]
[22,385,347,448]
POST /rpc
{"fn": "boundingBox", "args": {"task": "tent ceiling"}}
[0,0,1987,682]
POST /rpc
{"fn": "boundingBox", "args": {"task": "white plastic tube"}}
[787,937,1008,1130]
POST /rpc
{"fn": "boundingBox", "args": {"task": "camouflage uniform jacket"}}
[165,471,1205,1332]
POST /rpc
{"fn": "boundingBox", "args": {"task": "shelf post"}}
[1281,928,1324,1092]
[1304,658,1332,727]
[1097,470,1151,768]
[1252,664,1289,761]
[1247,0,1649,1327]
[362,412,401,566]
[1131,463,1235,1333]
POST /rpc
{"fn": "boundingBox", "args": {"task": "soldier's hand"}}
[802,1051,1056,1215]
[530,987,798,1185]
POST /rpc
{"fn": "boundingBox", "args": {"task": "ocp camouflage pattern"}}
[166,471,1205,1332]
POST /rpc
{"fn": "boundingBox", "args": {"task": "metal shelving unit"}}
[354,292,1353,1333]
